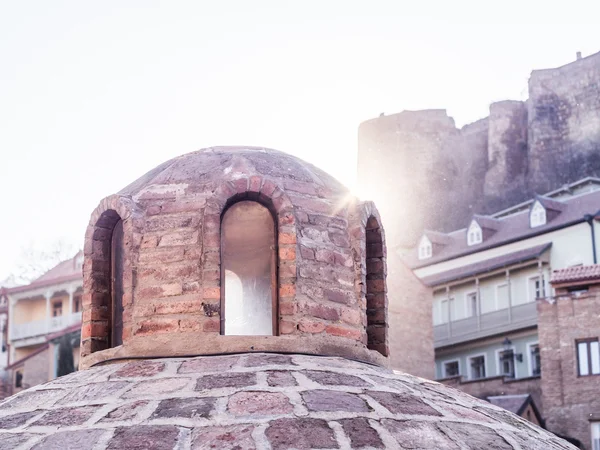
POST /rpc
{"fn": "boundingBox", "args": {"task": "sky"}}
[0,0,599,281]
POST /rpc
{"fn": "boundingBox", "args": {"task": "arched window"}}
[221,201,277,336]
[530,201,547,228]
[418,235,432,260]
[467,220,483,246]
[111,219,124,347]
[365,216,388,356]
[86,210,123,354]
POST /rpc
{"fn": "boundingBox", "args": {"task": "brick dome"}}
[81,147,389,369]
[0,354,574,449]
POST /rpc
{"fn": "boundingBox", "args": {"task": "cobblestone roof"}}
[0,353,575,449]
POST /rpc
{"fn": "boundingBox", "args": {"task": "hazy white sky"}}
[0,0,598,280]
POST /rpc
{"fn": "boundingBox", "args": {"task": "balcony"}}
[434,302,537,348]
[11,312,82,341]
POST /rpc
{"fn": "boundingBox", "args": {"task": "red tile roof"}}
[550,265,600,285]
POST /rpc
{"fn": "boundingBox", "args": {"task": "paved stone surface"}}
[0,433,37,449]
[228,391,292,415]
[0,411,40,429]
[302,389,370,412]
[0,353,578,449]
[340,417,384,448]
[152,397,216,419]
[266,370,297,387]
[34,406,100,426]
[111,360,166,378]
[100,400,149,422]
[191,425,256,449]
[266,418,338,450]
[31,429,106,450]
[195,372,255,390]
[107,425,179,450]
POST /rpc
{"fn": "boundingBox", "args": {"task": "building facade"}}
[540,265,600,450]
[405,177,600,448]
[1,253,83,397]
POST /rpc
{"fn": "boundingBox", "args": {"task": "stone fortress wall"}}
[358,50,600,249]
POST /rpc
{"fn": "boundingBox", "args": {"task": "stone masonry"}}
[0,354,576,449]
[358,50,600,248]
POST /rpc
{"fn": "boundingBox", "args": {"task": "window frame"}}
[467,353,487,380]
[527,341,541,377]
[530,201,547,228]
[577,338,600,377]
[496,345,516,378]
[465,291,478,318]
[467,221,483,246]
[591,422,600,450]
[527,275,546,302]
[442,359,460,378]
[495,283,509,310]
[418,236,432,260]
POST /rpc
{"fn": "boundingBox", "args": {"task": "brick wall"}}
[538,285,600,449]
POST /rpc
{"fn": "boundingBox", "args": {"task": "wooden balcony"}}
[433,302,537,348]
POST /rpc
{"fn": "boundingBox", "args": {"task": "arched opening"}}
[221,201,277,336]
[87,210,123,353]
[365,216,388,356]
[111,219,124,347]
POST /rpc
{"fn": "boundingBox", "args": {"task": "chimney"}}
[576,51,582,61]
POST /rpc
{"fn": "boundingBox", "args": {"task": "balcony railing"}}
[11,312,82,341]
[433,302,537,348]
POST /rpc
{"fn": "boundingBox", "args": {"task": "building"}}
[2,253,83,396]
[0,147,574,449]
[405,177,600,447]
[357,50,600,250]
[539,265,600,450]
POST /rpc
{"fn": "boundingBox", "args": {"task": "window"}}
[530,344,541,376]
[591,422,600,450]
[441,297,455,323]
[496,284,509,310]
[365,216,388,356]
[15,369,23,388]
[577,339,600,376]
[74,296,82,313]
[418,235,432,260]
[443,360,460,377]
[466,292,478,317]
[52,301,63,317]
[498,349,515,378]
[467,220,482,246]
[111,219,124,347]
[530,201,546,228]
[528,276,546,301]
[221,201,277,336]
[469,355,486,379]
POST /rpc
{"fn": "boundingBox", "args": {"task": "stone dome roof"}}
[118,146,349,200]
[0,353,574,449]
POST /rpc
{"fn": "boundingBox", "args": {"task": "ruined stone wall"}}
[358,51,600,249]
[538,286,600,450]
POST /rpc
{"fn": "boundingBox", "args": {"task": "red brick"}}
[325,324,362,340]
[203,287,220,299]
[279,320,296,334]
[135,318,179,336]
[279,301,297,316]
[279,233,296,244]
[249,176,262,193]
[279,247,296,261]
[299,318,326,333]
[203,319,220,332]
[279,284,295,298]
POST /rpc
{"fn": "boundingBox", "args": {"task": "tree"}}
[4,239,77,286]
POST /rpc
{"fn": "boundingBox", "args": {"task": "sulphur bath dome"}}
[0,147,575,449]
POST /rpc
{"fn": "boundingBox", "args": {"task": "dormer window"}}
[418,236,432,260]
[467,221,482,246]
[530,201,547,228]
